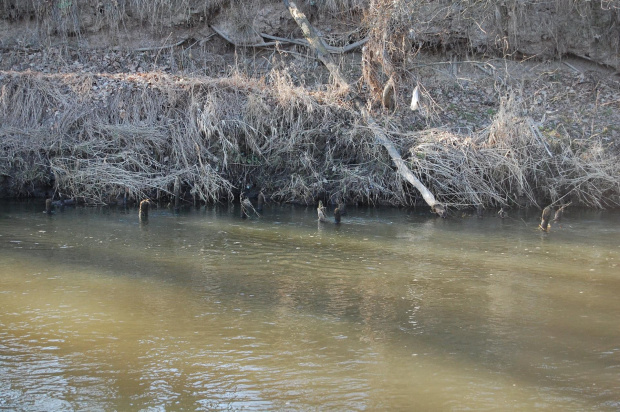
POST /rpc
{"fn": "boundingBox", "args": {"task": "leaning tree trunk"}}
[283,0,350,92]
[282,0,445,216]
[363,113,445,216]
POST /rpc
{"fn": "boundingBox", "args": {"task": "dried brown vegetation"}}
[0,69,403,205]
[1,0,619,209]
[2,66,617,208]
[408,94,620,208]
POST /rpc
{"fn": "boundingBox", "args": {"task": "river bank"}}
[1,1,619,210]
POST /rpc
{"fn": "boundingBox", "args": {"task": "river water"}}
[0,200,619,411]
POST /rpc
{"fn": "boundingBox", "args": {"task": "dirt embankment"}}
[1,1,619,209]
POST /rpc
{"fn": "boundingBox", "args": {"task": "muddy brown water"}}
[1,201,619,411]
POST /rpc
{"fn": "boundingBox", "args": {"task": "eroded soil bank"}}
[1,1,619,211]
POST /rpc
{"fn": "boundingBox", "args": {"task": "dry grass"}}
[2,69,617,208]
[1,0,619,208]
[408,93,620,208]
[0,69,403,205]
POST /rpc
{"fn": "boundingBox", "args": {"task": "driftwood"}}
[139,199,150,219]
[334,207,342,224]
[539,205,553,232]
[257,191,266,212]
[241,194,260,218]
[173,176,181,211]
[362,111,445,216]
[317,200,328,222]
[283,0,445,216]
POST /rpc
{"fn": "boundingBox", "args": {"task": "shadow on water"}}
[1,200,619,410]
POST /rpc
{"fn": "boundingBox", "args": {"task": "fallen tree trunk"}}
[282,0,445,216]
[363,111,445,216]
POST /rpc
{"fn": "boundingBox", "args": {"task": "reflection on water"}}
[1,201,619,411]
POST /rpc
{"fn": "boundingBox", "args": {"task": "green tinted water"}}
[1,201,619,411]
